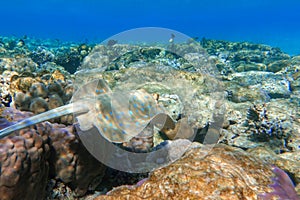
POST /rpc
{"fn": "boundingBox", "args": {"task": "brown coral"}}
[0,108,106,199]
[47,123,106,196]
[0,117,50,200]
[95,144,280,200]
[8,70,74,124]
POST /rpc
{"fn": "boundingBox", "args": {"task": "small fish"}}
[0,79,174,143]
[169,33,175,43]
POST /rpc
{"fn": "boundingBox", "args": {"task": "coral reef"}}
[245,104,285,141]
[1,36,300,199]
[5,70,75,124]
[201,38,291,74]
[80,42,218,75]
[0,36,93,74]
[45,179,75,200]
[47,123,107,196]
[53,44,92,74]
[0,111,50,200]
[0,107,106,199]
[225,71,291,101]
[219,98,298,153]
[0,57,38,74]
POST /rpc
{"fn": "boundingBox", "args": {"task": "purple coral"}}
[259,166,299,200]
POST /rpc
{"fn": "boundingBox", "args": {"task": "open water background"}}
[1,0,300,55]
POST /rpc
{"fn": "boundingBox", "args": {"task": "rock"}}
[79,44,138,71]
[235,62,267,72]
[267,59,290,73]
[201,39,290,74]
[248,147,300,188]
[80,43,217,74]
[48,93,64,110]
[29,82,48,98]
[227,71,291,99]
[226,86,270,103]
[0,57,38,73]
[221,101,296,153]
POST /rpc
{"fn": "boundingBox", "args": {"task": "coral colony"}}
[0,33,299,199]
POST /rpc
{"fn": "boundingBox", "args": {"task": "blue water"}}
[1,0,300,55]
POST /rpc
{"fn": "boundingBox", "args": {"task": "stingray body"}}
[0,79,174,143]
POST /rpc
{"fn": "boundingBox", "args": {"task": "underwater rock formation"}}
[53,43,92,74]
[201,39,291,74]
[1,36,299,199]
[0,57,38,74]
[220,100,297,153]
[80,42,218,75]
[225,71,291,101]
[95,144,299,200]
[47,123,107,196]
[0,36,92,74]
[248,146,300,191]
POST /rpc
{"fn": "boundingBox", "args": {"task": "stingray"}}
[0,79,175,142]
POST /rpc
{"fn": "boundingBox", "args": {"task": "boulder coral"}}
[95,144,299,200]
[0,110,50,200]
[0,107,106,199]
[6,70,75,124]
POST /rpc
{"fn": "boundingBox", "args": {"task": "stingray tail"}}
[0,102,88,139]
